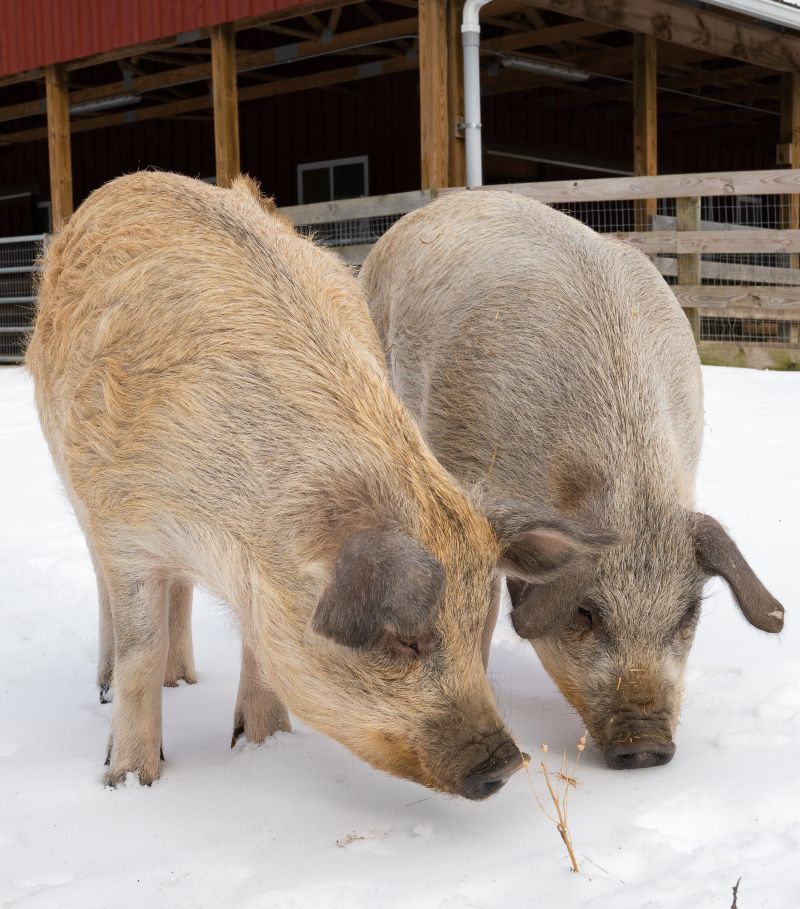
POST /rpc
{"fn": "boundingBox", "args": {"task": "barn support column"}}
[45,63,73,229]
[419,0,449,190]
[633,33,657,231]
[211,23,240,188]
[447,0,466,187]
[780,72,800,274]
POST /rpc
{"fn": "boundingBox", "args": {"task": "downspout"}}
[462,0,492,188]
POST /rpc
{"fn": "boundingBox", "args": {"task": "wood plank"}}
[419,0,448,190]
[0,18,419,127]
[516,0,800,72]
[674,285,800,310]
[780,72,800,268]
[614,229,800,253]
[211,23,240,188]
[653,256,800,285]
[676,196,701,339]
[465,169,800,203]
[0,56,418,147]
[633,33,657,230]
[697,342,800,370]
[44,64,72,228]
[447,0,466,188]
[280,189,433,225]
[480,19,615,55]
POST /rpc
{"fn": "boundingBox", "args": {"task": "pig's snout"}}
[603,739,675,770]
[461,739,524,800]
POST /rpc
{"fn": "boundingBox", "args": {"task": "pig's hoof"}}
[163,652,197,686]
[230,703,291,748]
[104,766,160,788]
[99,683,112,704]
[163,665,197,687]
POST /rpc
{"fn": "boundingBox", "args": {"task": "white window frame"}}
[297,155,369,204]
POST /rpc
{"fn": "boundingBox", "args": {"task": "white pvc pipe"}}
[462,0,492,188]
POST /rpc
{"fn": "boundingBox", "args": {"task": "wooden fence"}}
[282,168,800,370]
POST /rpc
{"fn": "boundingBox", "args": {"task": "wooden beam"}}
[211,23,240,187]
[0,18,419,128]
[633,34,657,230]
[419,0,448,190]
[0,56,418,147]
[44,64,72,228]
[780,72,800,267]
[480,20,616,55]
[447,0,466,188]
[516,0,800,73]
[676,197,701,340]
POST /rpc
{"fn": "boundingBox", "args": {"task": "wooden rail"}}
[613,229,800,254]
[673,286,800,311]
[463,169,800,203]
[281,189,434,226]
[277,170,800,370]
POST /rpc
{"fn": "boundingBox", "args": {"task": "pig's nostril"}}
[603,740,676,770]
[461,740,524,800]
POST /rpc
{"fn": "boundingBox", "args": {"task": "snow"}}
[1,364,799,908]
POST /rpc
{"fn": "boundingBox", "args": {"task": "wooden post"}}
[447,0,466,188]
[780,72,800,270]
[633,34,657,231]
[419,0,449,190]
[677,196,701,342]
[45,64,73,229]
[211,23,240,188]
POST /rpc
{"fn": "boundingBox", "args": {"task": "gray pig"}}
[361,189,785,769]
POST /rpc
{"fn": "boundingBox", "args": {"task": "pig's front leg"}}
[103,566,169,786]
[231,641,291,747]
[164,578,197,686]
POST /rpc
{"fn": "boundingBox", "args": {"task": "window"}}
[297,156,369,204]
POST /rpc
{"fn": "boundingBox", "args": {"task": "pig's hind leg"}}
[86,540,114,704]
[101,555,170,786]
[164,578,197,686]
[231,641,291,747]
[96,563,115,704]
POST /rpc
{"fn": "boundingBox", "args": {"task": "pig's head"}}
[299,498,614,799]
[509,505,785,770]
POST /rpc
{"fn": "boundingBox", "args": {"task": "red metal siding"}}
[0,0,311,78]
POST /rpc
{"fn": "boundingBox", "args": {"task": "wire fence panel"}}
[0,234,44,364]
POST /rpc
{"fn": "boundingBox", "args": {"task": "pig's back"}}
[28,171,389,530]
[362,190,703,505]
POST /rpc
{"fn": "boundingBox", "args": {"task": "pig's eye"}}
[390,638,421,658]
[575,603,595,632]
[387,632,434,659]
[676,601,701,639]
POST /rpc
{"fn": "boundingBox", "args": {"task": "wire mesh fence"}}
[0,235,44,364]
[297,213,405,248]
[291,187,800,353]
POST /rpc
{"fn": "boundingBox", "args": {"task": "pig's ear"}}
[485,498,618,583]
[692,513,784,633]
[312,529,445,649]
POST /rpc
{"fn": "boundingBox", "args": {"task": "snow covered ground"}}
[1,364,798,908]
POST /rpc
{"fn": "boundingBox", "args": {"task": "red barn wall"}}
[0,0,311,77]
